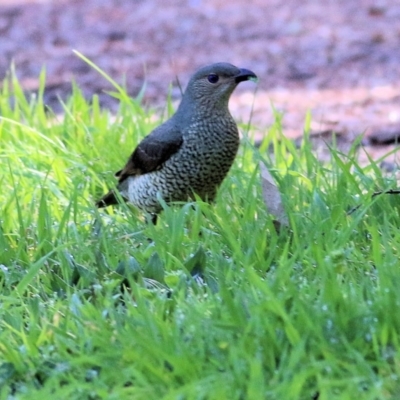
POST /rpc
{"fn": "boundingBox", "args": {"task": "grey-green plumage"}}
[96,63,257,217]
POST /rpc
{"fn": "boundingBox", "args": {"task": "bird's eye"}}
[207,74,219,84]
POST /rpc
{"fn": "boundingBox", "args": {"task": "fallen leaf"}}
[260,162,288,228]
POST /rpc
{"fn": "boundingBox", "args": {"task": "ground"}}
[1,0,400,163]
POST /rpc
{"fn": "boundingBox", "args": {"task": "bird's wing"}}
[115,120,183,182]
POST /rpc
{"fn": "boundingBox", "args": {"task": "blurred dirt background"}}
[1,0,400,164]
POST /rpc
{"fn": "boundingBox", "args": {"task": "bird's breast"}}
[186,116,239,149]
[163,117,240,193]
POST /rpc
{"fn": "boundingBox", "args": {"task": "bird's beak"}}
[235,68,258,83]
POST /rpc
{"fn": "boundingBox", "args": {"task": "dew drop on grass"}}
[374,380,383,389]
[55,362,70,373]
[85,368,99,381]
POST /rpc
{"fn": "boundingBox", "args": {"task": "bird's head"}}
[179,63,257,113]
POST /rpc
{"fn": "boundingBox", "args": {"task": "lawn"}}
[1,64,400,400]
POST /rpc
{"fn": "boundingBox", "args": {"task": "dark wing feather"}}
[116,121,183,183]
[96,189,122,208]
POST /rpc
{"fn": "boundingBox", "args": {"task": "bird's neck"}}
[176,93,232,122]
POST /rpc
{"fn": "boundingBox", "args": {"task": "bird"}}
[96,62,257,222]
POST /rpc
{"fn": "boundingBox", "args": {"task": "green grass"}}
[1,64,400,400]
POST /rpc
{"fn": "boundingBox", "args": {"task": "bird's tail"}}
[96,190,125,208]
